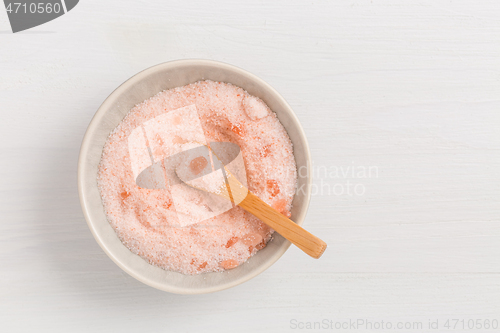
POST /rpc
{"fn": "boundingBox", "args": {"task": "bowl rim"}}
[77,59,312,294]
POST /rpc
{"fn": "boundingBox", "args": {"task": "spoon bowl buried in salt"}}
[175,145,327,259]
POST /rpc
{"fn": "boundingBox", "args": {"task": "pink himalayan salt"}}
[220,259,239,270]
[97,80,297,275]
[266,179,280,197]
[241,233,263,247]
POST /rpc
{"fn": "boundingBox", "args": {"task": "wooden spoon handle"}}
[238,192,327,259]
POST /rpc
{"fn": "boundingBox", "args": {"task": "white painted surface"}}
[1,1,499,332]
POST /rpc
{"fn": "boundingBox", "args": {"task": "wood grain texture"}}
[239,192,327,259]
[0,0,499,332]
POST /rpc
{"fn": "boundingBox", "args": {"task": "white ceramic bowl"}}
[78,59,312,294]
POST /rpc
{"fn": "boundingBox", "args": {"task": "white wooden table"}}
[1,1,499,332]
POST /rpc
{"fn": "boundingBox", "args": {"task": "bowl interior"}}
[78,60,311,294]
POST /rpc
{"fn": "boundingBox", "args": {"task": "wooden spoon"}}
[175,152,327,259]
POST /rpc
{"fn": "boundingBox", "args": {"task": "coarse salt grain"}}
[242,95,270,120]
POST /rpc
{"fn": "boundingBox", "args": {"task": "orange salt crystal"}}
[260,144,272,158]
[272,198,290,217]
[225,236,239,248]
[241,233,263,247]
[266,179,280,197]
[162,198,172,209]
[189,156,208,175]
[220,259,239,269]
[198,262,207,270]
[120,191,130,201]
[272,198,286,212]
[231,123,243,136]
